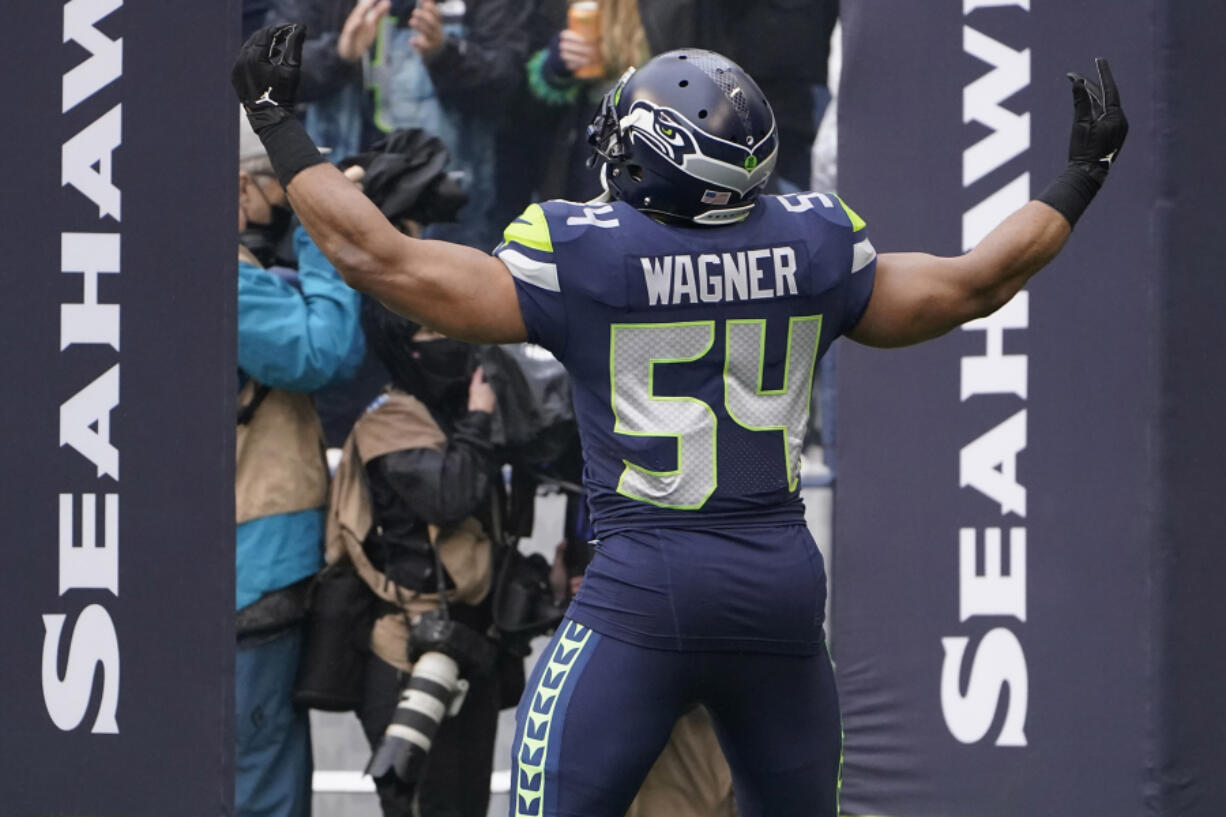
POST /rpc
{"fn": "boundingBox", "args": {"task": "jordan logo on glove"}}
[254,86,278,107]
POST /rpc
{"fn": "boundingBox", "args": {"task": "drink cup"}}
[567,1,602,80]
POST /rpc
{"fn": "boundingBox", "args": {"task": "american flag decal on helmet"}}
[701,190,731,205]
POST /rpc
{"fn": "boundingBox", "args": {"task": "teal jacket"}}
[236,226,364,611]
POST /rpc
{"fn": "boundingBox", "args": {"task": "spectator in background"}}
[255,0,391,159]
[491,0,569,231]
[261,0,530,251]
[235,117,364,817]
[524,0,650,202]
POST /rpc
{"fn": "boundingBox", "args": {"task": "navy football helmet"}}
[587,49,778,226]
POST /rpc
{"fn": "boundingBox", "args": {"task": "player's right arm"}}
[848,58,1127,349]
[285,163,528,343]
[231,24,528,345]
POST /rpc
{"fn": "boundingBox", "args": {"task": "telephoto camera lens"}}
[366,651,468,789]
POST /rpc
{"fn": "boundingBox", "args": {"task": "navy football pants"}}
[509,620,842,817]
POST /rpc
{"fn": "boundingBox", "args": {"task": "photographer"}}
[323,302,508,817]
[235,117,363,817]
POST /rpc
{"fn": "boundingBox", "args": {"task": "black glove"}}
[232,24,305,116]
[1037,57,1128,228]
[231,23,327,187]
[1064,58,1128,185]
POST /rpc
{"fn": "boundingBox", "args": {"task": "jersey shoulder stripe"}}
[833,194,867,233]
[766,191,876,276]
[503,202,554,254]
[497,198,631,294]
[830,194,876,274]
[498,197,610,260]
[497,203,560,292]
[499,246,560,292]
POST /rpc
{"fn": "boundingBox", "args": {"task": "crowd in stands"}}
[233,2,839,816]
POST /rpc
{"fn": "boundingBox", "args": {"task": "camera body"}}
[408,608,498,672]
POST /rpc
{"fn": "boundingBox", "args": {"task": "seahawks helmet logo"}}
[621,103,699,165]
[619,100,777,196]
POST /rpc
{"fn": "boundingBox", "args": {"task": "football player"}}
[233,25,1127,817]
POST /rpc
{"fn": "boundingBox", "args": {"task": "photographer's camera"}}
[366,609,498,790]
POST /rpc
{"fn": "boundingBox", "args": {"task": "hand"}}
[1064,58,1128,184]
[338,0,391,62]
[232,23,306,113]
[557,29,601,74]
[342,164,367,190]
[548,542,585,603]
[409,0,446,59]
[467,366,496,413]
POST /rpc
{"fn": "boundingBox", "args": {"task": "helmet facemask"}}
[587,68,635,168]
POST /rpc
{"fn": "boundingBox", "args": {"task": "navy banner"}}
[834,2,1226,816]
[0,2,237,814]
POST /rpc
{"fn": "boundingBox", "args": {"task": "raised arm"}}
[849,203,1069,347]
[286,162,527,343]
[849,59,1128,348]
[232,24,528,344]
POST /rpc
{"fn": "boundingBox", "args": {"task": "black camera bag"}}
[293,562,376,712]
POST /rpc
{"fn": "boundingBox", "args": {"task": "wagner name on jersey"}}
[496,192,876,539]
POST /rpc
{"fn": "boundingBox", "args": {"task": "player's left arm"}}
[231,24,528,345]
[849,203,1069,348]
[848,58,1127,349]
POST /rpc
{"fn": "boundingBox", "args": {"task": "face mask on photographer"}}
[239,172,294,268]
[410,337,476,414]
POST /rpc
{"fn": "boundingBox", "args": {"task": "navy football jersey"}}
[497,193,876,538]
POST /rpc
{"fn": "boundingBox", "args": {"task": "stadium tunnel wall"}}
[0,2,239,814]
[833,2,1226,816]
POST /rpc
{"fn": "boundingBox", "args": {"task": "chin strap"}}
[596,164,615,202]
